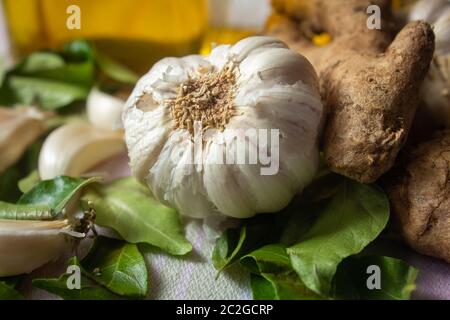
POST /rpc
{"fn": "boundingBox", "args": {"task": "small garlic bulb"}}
[409,0,450,126]
[123,36,324,219]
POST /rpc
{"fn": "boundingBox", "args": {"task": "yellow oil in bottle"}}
[3,0,207,72]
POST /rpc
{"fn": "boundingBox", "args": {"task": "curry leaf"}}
[8,76,90,110]
[33,257,120,300]
[256,272,324,300]
[287,180,390,295]
[212,212,289,272]
[250,275,277,300]
[63,40,95,61]
[333,255,418,300]
[0,201,54,220]
[95,51,139,84]
[17,52,65,73]
[18,176,101,213]
[18,170,40,193]
[81,177,192,256]
[242,245,324,300]
[0,278,23,300]
[30,62,94,87]
[241,244,291,274]
[81,237,148,298]
[212,227,247,271]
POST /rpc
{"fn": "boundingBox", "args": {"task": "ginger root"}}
[267,0,435,183]
[385,130,450,263]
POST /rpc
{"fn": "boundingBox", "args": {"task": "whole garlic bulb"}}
[409,0,450,126]
[123,36,324,219]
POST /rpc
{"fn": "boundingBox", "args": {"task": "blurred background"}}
[0,0,271,73]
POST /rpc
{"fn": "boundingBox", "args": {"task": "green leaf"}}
[242,245,324,300]
[81,237,148,298]
[8,76,89,109]
[31,62,95,87]
[18,176,101,213]
[63,40,95,62]
[18,52,65,73]
[287,180,390,295]
[33,257,120,300]
[250,274,277,300]
[212,227,247,271]
[241,244,291,274]
[0,278,23,300]
[81,177,192,256]
[18,170,40,193]
[0,201,54,220]
[95,51,139,84]
[259,272,324,300]
[334,255,418,300]
[212,213,288,272]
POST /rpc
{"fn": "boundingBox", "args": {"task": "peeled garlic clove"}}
[87,88,126,130]
[0,219,81,277]
[38,122,126,180]
[0,107,48,174]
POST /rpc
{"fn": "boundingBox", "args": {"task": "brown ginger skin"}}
[267,0,435,183]
[385,130,450,263]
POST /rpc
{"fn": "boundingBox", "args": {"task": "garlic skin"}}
[123,36,324,219]
[0,107,48,174]
[0,219,79,277]
[87,88,125,130]
[38,122,126,180]
[409,0,450,126]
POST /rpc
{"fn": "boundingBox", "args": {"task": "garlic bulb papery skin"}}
[434,7,450,54]
[87,88,125,130]
[409,0,450,54]
[409,0,449,24]
[0,219,80,277]
[0,107,48,174]
[409,0,450,126]
[38,122,126,180]
[123,36,324,219]
[422,56,450,125]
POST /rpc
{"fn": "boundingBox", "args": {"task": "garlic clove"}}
[434,8,450,55]
[203,142,256,218]
[0,107,49,174]
[38,122,126,180]
[422,55,450,126]
[229,36,287,63]
[0,219,80,277]
[408,0,449,23]
[124,106,172,184]
[147,130,216,219]
[87,88,126,130]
